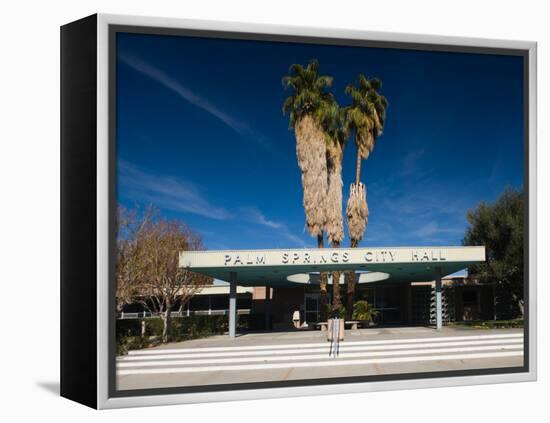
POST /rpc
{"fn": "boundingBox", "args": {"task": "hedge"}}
[116,315,249,355]
[448,319,524,329]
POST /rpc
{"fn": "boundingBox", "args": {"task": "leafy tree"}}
[463,187,524,318]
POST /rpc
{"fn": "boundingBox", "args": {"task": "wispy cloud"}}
[369,186,470,245]
[368,148,431,194]
[118,159,468,247]
[411,220,464,239]
[362,154,476,246]
[118,161,307,246]
[241,206,306,247]
[119,53,272,150]
[241,206,284,229]
[119,160,231,220]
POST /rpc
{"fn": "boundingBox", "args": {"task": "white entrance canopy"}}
[179,246,486,286]
[179,246,485,337]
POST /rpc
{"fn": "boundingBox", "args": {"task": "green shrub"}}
[170,315,228,340]
[144,318,165,336]
[116,314,249,355]
[352,300,378,323]
[116,336,146,355]
[450,319,524,329]
[116,319,142,338]
[116,336,129,355]
[326,304,346,319]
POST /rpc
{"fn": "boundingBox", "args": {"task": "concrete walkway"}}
[116,326,524,391]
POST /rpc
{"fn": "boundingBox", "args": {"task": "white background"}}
[0,0,547,420]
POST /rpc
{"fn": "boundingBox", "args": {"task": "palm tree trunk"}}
[294,115,328,322]
[332,271,342,312]
[331,240,342,312]
[355,147,362,185]
[295,115,328,237]
[318,233,328,322]
[345,272,355,320]
[345,238,359,320]
[325,143,344,314]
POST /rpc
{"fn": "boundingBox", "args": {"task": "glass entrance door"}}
[304,293,320,324]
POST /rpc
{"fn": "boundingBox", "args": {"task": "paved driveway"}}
[116,326,524,391]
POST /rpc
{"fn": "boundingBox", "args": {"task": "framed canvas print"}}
[60,13,537,409]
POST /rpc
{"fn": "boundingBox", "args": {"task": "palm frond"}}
[282,59,336,129]
[344,74,388,154]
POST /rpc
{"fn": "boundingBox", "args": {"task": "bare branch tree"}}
[126,207,211,342]
[115,206,153,314]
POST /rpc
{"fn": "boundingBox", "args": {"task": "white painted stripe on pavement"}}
[117,351,523,375]
[119,338,523,361]
[126,333,523,356]
[117,344,523,367]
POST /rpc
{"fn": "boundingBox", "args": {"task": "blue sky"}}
[116,32,524,251]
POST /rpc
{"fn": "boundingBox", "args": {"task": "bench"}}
[345,320,360,330]
[316,322,329,332]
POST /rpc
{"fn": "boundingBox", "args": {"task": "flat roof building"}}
[179,246,486,337]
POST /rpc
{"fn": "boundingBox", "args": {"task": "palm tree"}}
[282,59,335,322]
[343,74,388,319]
[345,74,388,185]
[323,103,348,311]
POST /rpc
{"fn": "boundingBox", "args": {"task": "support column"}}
[229,272,237,338]
[265,286,271,330]
[435,267,442,330]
